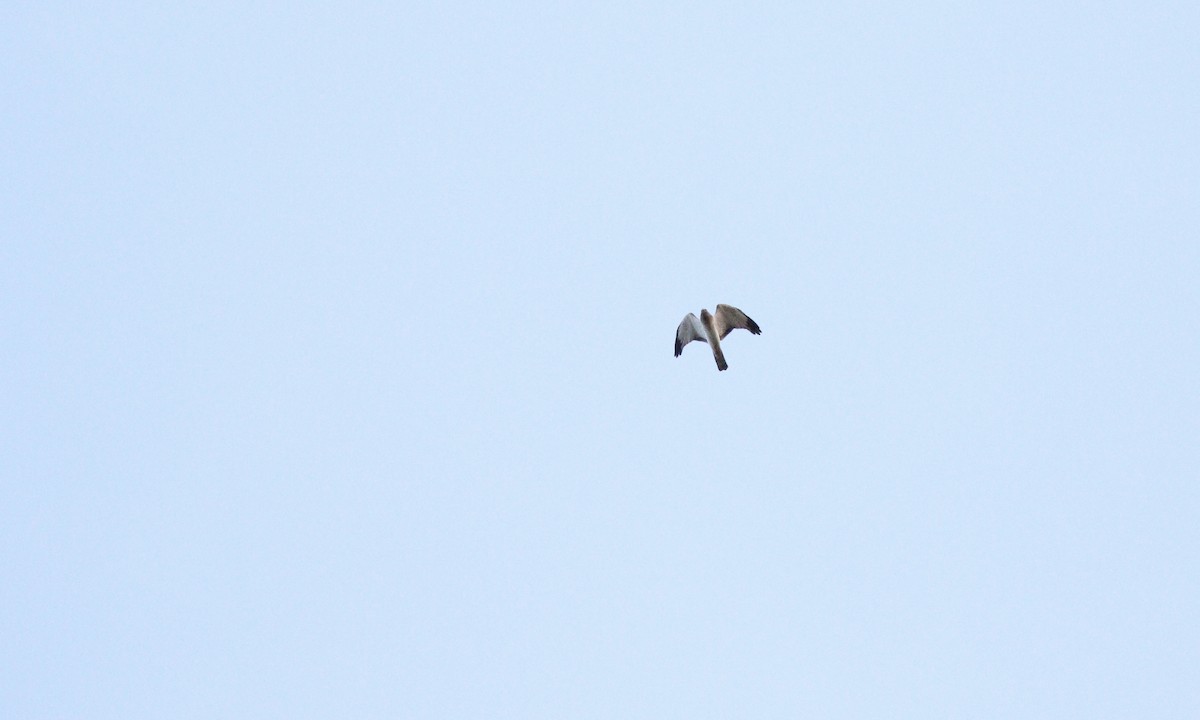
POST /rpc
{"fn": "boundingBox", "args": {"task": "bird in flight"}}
[674,304,762,371]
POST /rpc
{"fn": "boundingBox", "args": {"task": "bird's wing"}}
[674,313,709,357]
[714,304,762,339]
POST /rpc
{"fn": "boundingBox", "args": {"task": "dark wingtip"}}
[674,340,682,357]
[748,319,762,335]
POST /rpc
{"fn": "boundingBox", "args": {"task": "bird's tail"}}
[712,344,728,371]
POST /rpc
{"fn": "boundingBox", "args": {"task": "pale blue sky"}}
[3,2,1198,718]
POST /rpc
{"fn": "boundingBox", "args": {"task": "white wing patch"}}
[674,313,709,357]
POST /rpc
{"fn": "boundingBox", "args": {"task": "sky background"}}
[3,2,1198,717]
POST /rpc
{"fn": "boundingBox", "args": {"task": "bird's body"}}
[699,308,727,371]
[674,304,761,371]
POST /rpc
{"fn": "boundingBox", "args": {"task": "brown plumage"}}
[674,304,762,371]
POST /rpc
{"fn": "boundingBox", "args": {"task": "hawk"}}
[674,304,762,371]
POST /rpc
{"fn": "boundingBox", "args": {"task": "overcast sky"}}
[4,2,1198,718]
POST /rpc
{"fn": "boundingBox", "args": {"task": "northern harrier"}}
[674,304,762,371]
